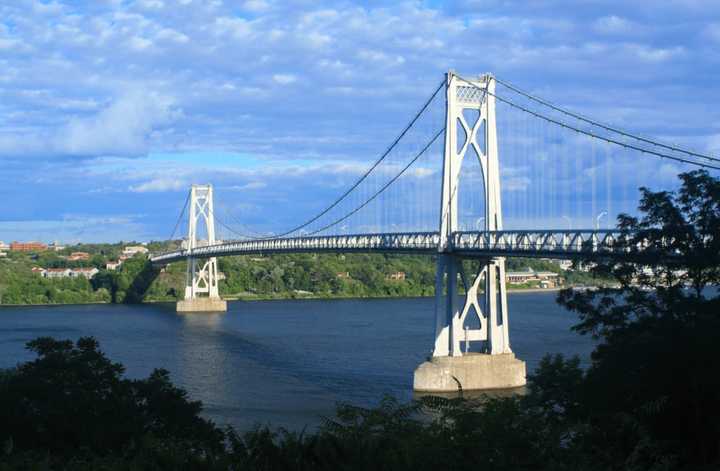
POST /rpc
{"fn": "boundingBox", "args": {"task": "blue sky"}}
[1,0,719,243]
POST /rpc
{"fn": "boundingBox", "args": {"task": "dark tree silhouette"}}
[557,169,720,467]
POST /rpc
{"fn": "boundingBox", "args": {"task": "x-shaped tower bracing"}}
[184,184,221,302]
[434,71,511,357]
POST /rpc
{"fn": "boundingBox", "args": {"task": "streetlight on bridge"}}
[595,211,608,230]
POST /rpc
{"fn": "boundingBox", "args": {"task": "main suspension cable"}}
[258,78,446,239]
[456,75,720,171]
[167,190,191,242]
[494,76,720,164]
[306,128,445,236]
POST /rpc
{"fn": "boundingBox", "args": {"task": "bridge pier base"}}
[413,353,525,392]
[176,298,227,313]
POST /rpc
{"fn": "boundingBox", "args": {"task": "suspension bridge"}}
[150,71,718,392]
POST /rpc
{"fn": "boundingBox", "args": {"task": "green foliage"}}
[0,259,108,305]
[1,236,600,306]
[0,341,579,470]
[217,253,438,300]
[555,169,720,468]
[0,337,225,470]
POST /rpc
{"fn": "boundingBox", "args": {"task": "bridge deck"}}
[150,230,626,264]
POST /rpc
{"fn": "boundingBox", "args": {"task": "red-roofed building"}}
[10,241,47,252]
[68,252,90,261]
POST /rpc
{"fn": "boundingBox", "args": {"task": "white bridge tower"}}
[176,184,227,313]
[414,71,526,392]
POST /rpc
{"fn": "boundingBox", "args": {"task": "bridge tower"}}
[176,184,227,313]
[414,72,526,392]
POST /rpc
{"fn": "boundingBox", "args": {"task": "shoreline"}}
[0,287,570,308]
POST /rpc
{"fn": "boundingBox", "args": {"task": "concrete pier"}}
[176,298,227,313]
[413,353,526,392]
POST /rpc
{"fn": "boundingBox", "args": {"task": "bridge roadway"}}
[151,229,627,264]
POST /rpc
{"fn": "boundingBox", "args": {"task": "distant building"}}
[40,267,99,279]
[506,269,560,288]
[386,271,406,281]
[43,268,71,279]
[10,241,47,252]
[122,246,149,257]
[72,267,99,279]
[31,267,45,274]
[0,241,9,251]
[336,271,351,279]
[48,241,65,252]
[106,260,122,270]
[68,252,90,261]
[555,259,573,271]
[0,252,6,258]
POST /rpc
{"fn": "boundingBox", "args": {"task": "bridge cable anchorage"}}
[235,78,447,241]
[305,127,445,235]
[494,77,720,164]
[167,189,191,243]
[455,75,720,171]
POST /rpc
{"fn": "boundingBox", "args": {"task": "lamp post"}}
[562,215,572,231]
[595,211,607,230]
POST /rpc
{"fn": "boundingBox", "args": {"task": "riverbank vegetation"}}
[0,170,718,469]
[0,247,607,306]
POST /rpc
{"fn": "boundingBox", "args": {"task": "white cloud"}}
[0,0,716,242]
[128,36,153,50]
[138,0,164,9]
[214,16,253,39]
[224,181,267,190]
[156,28,189,43]
[129,178,185,192]
[627,44,684,62]
[243,0,270,12]
[58,91,178,158]
[503,176,531,192]
[593,15,635,34]
[272,73,297,84]
[32,0,63,15]
[0,38,22,50]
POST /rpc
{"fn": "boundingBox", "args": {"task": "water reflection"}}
[176,312,225,328]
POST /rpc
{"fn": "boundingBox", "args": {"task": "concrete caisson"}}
[176,298,227,313]
[413,353,526,392]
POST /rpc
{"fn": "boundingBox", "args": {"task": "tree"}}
[0,337,224,464]
[556,170,720,467]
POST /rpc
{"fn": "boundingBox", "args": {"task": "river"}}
[0,293,593,430]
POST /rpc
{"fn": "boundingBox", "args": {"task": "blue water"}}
[0,293,593,430]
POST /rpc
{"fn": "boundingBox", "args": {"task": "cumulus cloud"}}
[0,90,179,159]
[593,15,636,34]
[129,178,185,192]
[59,91,179,158]
[0,0,716,241]
[272,74,297,84]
